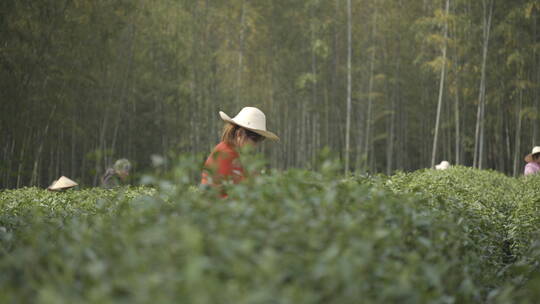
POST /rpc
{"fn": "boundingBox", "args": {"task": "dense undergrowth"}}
[1,162,540,303]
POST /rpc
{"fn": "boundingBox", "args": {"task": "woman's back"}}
[201,142,245,186]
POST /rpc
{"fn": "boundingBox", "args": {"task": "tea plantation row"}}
[1,166,539,303]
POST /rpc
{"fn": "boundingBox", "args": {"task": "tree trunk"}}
[453,55,461,165]
[364,12,377,172]
[473,0,493,169]
[430,0,450,168]
[344,0,352,174]
[71,108,77,180]
[31,105,57,186]
[534,9,539,146]
[479,87,486,168]
[236,0,246,104]
[16,137,28,188]
[311,11,318,167]
[387,54,400,175]
[513,90,523,177]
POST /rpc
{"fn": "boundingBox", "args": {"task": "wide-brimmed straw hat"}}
[524,146,540,163]
[435,161,450,170]
[219,107,279,141]
[48,176,78,191]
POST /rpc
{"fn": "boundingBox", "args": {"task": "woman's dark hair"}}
[221,123,241,147]
[221,123,265,147]
[245,129,264,143]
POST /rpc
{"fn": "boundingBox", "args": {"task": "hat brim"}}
[219,111,279,141]
[525,152,540,163]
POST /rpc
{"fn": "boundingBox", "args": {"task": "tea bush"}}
[383,166,540,302]
[1,165,540,303]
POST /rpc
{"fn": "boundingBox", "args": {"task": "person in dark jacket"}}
[101,159,131,188]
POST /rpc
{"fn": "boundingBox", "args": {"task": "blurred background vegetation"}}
[0,0,539,187]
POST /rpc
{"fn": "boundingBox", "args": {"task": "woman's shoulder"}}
[525,162,540,168]
[101,168,119,188]
[214,142,237,154]
[206,142,238,163]
[524,162,540,175]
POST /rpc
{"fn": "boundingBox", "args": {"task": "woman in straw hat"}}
[524,146,540,176]
[201,107,278,194]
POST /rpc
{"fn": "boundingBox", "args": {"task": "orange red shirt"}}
[201,142,245,188]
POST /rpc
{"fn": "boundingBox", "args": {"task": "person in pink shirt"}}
[524,146,540,176]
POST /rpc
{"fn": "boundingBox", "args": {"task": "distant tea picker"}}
[524,146,540,176]
[101,159,132,188]
[201,107,278,196]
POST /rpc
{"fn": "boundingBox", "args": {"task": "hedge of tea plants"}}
[1,166,540,303]
[384,166,540,301]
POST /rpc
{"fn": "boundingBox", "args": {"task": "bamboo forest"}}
[1,0,539,187]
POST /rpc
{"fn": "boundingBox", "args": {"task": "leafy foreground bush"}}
[1,165,540,303]
[384,167,540,302]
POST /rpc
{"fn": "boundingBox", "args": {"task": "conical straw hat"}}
[48,176,78,191]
